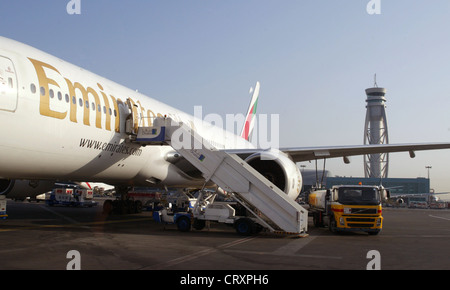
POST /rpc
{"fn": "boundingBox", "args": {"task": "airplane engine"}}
[0,179,14,195]
[244,149,303,200]
[0,179,55,199]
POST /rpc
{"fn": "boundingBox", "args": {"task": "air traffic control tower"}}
[364,84,389,179]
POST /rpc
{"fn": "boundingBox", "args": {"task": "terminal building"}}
[326,176,430,195]
[301,170,430,195]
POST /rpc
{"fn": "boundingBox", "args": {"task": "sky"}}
[1,0,450,193]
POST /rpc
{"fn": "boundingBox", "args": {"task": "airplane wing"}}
[280,142,450,163]
[224,142,450,163]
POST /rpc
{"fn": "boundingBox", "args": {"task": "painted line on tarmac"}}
[40,205,85,226]
[223,235,342,260]
[271,235,317,256]
[0,218,153,232]
[223,249,342,260]
[429,214,450,221]
[143,236,258,270]
[0,207,153,233]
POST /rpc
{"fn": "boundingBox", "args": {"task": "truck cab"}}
[309,185,389,235]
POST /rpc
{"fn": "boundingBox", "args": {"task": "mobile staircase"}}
[130,117,308,236]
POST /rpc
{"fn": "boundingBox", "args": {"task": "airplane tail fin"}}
[240,81,260,141]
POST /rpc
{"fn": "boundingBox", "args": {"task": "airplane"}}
[387,191,450,208]
[1,35,450,213]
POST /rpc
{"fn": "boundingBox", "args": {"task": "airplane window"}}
[97,104,101,112]
[72,96,76,104]
[40,87,45,96]
[65,94,69,103]
[78,98,83,107]
[58,92,62,101]
[114,110,117,117]
[49,89,54,98]
[30,84,36,94]
[103,106,106,114]
[109,108,112,115]
[85,100,89,109]
[91,102,95,111]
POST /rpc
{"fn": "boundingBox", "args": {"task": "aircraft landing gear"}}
[103,186,143,215]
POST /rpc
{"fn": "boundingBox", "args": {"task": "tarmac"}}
[0,198,449,272]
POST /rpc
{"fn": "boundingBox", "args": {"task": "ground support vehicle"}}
[46,188,98,207]
[308,185,389,235]
[429,201,448,209]
[102,188,191,215]
[152,190,265,235]
[103,197,143,215]
[0,195,7,219]
[127,189,163,211]
[26,193,46,203]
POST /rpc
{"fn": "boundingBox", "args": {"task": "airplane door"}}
[0,56,18,112]
[125,98,139,135]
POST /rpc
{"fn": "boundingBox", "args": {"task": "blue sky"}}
[2,1,450,193]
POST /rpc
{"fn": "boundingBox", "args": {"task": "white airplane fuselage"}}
[0,36,252,188]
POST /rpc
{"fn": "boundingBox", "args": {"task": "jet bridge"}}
[131,117,308,235]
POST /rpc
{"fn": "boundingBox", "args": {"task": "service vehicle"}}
[26,193,46,203]
[0,195,7,219]
[308,185,389,235]
[153,190,264,235]
[127,187,163,211]
[46,188,98,207]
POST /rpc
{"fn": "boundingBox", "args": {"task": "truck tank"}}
[308,189,328,210]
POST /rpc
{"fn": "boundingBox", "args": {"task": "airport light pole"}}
[425,166,432,180]
[426,165,432,191]
[300,165,306,173]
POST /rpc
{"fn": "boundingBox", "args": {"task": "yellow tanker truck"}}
[308,185,389,235]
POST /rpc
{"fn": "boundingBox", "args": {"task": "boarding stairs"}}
[130,117,308,235]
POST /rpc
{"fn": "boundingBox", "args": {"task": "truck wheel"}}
[126,200,135,214]
[235,218,255,236]
[103,200,113,215]
[176,216,191,232]
[134,200,143,213]
[313,212,324,227]
[193,219,206,230]
[329,217,338,234]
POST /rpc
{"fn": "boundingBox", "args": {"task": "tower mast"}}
[364,76,389,178]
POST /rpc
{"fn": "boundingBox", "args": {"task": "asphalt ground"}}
[0,199,448,274]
